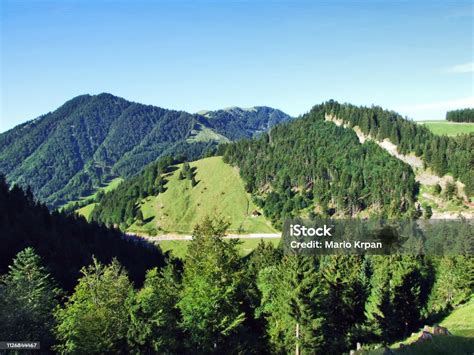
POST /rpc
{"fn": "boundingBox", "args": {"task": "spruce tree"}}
[177,217,247,352]
[0,248,60,348]
[319,256,368,352]
[365,256,426,343]
[128,265,182,354]
[428,256,473,312]
[257,256,325,353]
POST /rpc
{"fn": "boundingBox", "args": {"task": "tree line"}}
[1,214,472,353]
[446,108,474,123]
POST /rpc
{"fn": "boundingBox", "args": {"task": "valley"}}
[2,1,472,353]
[1,96,472,354]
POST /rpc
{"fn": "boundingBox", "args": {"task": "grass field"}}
[127,156,275,235]
[71,177,123,220]
[158,237,280,259]
[186,123,230,143]
[364,301,474,354]
[417,120,474,136]
[76,203,97,221]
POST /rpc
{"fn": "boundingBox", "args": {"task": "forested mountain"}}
[0,93,291,207]
[85,114,418,232]
[201,106,291,140]
[223,108,418,226]
[318,101,474,195]
[0,175,164,291]
[446,108,474,122]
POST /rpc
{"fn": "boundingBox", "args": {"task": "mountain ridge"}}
[0,93,292,207]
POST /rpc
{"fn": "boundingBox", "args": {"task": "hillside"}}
[201,106,292,140]
[85,156,275,235]
[0,175,163,291]
[223,110,418,226]
[363,301,474,354]
[0,93,291,207]
[318,101,474,197]
[327,115,474,218]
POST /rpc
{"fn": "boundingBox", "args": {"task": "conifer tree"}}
[365,256,425,343]
[428,256,473,312]
[319,256,368,352]
[136,209,144,225]
[177,217,247,352]
[0,248,60,347]
[257,256,325,353]
[128,265,182,354]
[445,181,457,200]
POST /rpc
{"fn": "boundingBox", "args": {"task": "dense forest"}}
[202,106,292,140]
[223,111,418,227]
[0,93,291,207]
[446,108,474,122]
[0,175,164,291]
[316,101,473,195]
[1,208,472,353]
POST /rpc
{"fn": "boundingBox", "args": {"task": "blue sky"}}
[1,0,473,132]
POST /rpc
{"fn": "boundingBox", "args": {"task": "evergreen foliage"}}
[0,248,60,348]
[224,110,418,227]
[319,101,474,195]
[0,94,291,207]
[90,156,176,228]
[177,217,249,352]
[0,212,472,353]
[446,108,474,122]
[257,256,325,353]
[0,175,164,291]
[128,265,183,354]
[364,256,429,343]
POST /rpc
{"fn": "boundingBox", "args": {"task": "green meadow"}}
[418,121,474,136]
[128,157,275,235]
[364,300,474,354]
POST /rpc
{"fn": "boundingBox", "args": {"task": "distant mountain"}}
[0,93,292,207]
[201,106,292,140]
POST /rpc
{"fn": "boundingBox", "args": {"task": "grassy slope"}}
[159,237,280,259]
[417,121,474,136]
[128,156,275,235]
[365,301,474,354]
[70,177,123,220]
[76,203,97,221]
[186,124,230,143]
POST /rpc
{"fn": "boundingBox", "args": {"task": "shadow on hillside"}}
[143,216,154,224]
